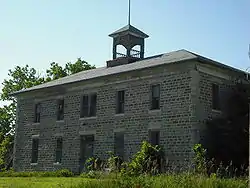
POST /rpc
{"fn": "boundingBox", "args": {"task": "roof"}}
[109,24,149,38]
[12,49,248,96]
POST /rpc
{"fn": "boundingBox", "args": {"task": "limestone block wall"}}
[14,60,232,172]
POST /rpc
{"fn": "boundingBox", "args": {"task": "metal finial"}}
[128,0,131,25]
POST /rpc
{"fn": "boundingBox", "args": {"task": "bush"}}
[0,169,74,177]
[193,144,207,175]
[85,157,105,172]
[107,151,123,172]
[122,141,165,176]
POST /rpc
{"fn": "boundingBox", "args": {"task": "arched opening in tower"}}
[131,45,141,58]
[116,45,127,58]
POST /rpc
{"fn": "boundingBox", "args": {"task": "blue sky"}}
[0,0,249,106]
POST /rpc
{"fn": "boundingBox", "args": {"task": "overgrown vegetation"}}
[0,142,248,187]
[0,174,248,188]
[0,168,74,177]
[201,82,249,177]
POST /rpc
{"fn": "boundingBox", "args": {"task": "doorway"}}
[79,135,94,173]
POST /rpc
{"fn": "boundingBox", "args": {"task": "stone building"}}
[12,23,248,173]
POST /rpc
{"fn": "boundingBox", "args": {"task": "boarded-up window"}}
[114,132,124,159]
[116,90,125,114]
[34,103,41,123]
[149,130,160,146]
[151,84,160,110]
[80,94,97,117]
[31,138,39,163]
[57,99,64,120]
[212,84,220,110]
[55,137,63,163]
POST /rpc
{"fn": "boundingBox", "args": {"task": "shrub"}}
[107,151,123,172]
[122,141,165,176]
[55,169,74,177]
[0,169,74,177]
[85,157,105,172]
[193,143,207,175]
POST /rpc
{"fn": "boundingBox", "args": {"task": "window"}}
[31,138,39,163]
[57,99,64,121]
[80,93,97,118]
[151,84,160,110]
[149,130,160,146]
[212,84,220,110]
[116,90,125,114]
[34,103,41,123]
[89,94,97,117]
[114,132,124,159]
[55,137,63,163]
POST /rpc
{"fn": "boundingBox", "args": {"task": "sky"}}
[0,0,250,106]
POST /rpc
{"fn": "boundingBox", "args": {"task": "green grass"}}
[0,174,248,188]
[0,177,84,188]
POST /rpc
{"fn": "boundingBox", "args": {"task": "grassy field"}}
[0,175,248,188]
[0,177,84,188]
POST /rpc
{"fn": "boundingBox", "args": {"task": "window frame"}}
[149,130,160,146]
[55,137,63,163]
[34,103,41,123]
[116,90,125,114]
[114,132,124,160]
[80,93,97,118]
[31,138,39,163]
[151,84,160,110]
[57,99,64,121]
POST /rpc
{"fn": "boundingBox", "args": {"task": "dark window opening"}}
[55,137,63,163]
[116,90,125,114]
[151,84,160,110]
[79,135,94,172]
[89,94,97,117]
[57,99,64,121]
[212,84,220,110]
[80,94,97,118]
[31,138,39,163]
[34,103,41,123]
[149,130,160,146]
[114,132,124,160]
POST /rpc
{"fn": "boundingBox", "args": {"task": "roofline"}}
[188,51,249,75]
[11,50,249,97]
[9,55,189,96]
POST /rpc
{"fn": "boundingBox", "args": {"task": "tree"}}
[202,83,249,176]
[46,58,95,81]
[0,58,95,169]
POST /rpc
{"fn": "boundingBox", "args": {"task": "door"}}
[79,135,94,173]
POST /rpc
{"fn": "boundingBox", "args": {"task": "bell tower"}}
[107,0,149,67]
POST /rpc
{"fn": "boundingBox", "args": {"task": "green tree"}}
[46,58,95,81]
[202,83,249,177]
[0,58,95,169]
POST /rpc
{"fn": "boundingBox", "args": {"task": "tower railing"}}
[130,49,140,58]
[116,49,141,59]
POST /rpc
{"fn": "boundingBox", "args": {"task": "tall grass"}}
[0,174,248,188]
[73,174,249,188]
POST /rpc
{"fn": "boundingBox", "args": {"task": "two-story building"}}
[12,23,247,173]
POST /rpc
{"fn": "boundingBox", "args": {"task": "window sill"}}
[56,120,64,123]
[114,113,125,117]
[30,163,38,166]
[79,116,97,121]
[53,162,62,166]
[148,109,161,114]
[32,122,40,126]
[212,109,222,113]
